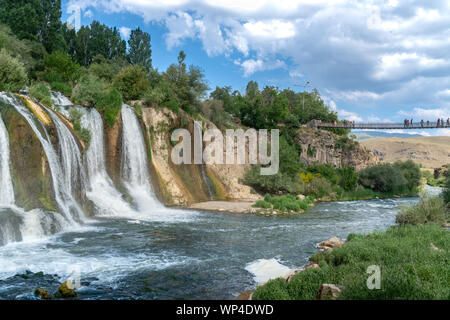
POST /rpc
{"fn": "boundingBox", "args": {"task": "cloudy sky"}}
[63,0,450,135]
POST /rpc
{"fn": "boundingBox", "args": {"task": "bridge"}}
[308,120,450,130]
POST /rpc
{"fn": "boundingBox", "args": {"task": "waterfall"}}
[51,91,72,107]
[45,106,86,200]
[0,114,14,206]
[1,93,84,225]
[121,104,162,211]
[80,107,135,216]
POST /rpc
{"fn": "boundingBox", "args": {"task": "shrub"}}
[244,166,304,194]
[393,160,421,191]
[97,88,123,127]
[359,163,408,194]
[305,177,334,199]
[337,166,359,191]
[396,197,448,225]
[0,49,27,92]
[307,164,339,184]
[50,82,72,97]
[29,82,51,106]
[113,65,149,101]
[72,75,105,107]
[69,108,91,147]
[43,51,81,83]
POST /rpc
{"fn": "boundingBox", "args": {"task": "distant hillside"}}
[352,131,423,141]
[361,136,450,168]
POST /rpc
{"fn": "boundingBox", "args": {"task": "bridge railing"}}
[315,121,450,129]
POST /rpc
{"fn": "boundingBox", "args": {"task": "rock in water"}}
[317,284,343,300]
[58,281,77,298]
[34,288,50,299]
[317,236,344,251]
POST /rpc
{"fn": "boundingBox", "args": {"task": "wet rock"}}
[317,237,344,251]
[34,288,50,299]
[236,290,253,300]
[58,281,77,298]
[317,284,343,300]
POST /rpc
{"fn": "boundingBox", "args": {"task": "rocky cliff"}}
[295,128,377,170]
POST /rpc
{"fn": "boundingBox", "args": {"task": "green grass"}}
[29,82,52,106]
[253,223,450,300]
[253,194,314,213]
[396,197,449,225]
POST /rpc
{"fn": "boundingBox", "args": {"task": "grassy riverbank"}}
[253,223,449,300]
[252,193,450,300]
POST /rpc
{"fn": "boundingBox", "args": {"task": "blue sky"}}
[61,0,450,136]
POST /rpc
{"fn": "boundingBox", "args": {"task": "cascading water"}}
[0,114,14,206]
[121,104,162,211]
[1,93,84,226]
[51,91,72,107]
[79,107,135,216]
[44,106,86,204]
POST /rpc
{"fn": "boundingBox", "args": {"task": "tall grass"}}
[396,197,448,225]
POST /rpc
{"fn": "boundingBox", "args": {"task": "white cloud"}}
[66,0,450,110]
[119,26,131,39]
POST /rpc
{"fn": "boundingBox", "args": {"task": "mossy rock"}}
[58,281,77,298]
[34,288,51,299]
[0,101,57,211]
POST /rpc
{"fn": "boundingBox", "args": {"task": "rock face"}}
[434,165,449,179]
[317,284,343,300]
[141,107,259,206]
[295,128,377,170]
[0,102,57,211]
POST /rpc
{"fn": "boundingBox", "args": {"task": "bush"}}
[50,82,72,97]
[43,51,81,83]
[253,194,313,212]
[337,166,359,191]
[393,160,421,191]
[113,65,149,101]
[307,164,339,184]
[305,177,334,199]
[72,74,105,107]
[0,49,27,92]
[29,82,51,106]
[396,197,448,225]
[97,88,123,127]
[69,108,91,147]
[244,166,304,194]
[359,163,408,194]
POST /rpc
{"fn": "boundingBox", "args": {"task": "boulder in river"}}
[317,237,344,251]
[57,281,77,298]
[34,288,50,299]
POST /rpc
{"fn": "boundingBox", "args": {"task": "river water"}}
[0,194,427,300]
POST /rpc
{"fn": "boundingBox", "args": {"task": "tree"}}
[42,51,81,83]
[128,27,152,71]
[0,49,28,92]
[113,65,149,101]
[0,0,64,53]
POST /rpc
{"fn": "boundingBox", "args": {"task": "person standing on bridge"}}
[437,118,440,127]
[410,119,413,127]
[447,118,450,127]
[421,119,424,128]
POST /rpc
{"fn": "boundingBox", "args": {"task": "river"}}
[0,193,432,300]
